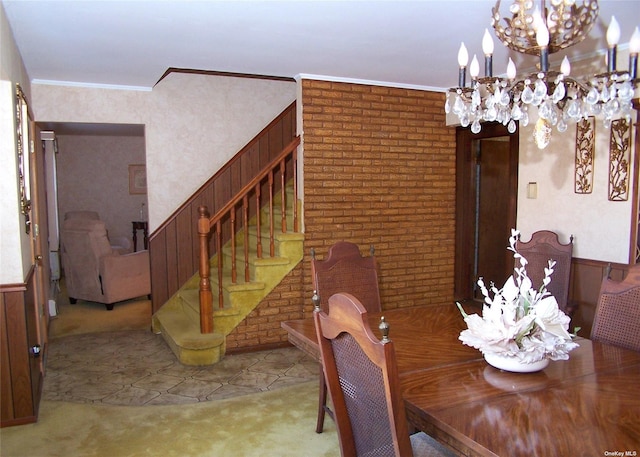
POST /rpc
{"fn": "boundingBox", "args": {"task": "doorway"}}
[454,123,519,302]
[35,122,149,321]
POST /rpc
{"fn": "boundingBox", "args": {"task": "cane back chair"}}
[516,230,574,314]
[314,293,454,457]
[311,241,382,433]
[591,264,640,352]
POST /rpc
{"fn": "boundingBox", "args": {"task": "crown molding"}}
[31,79,152,92]
[295,73,446,93]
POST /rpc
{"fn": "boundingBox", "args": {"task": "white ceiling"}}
[2,0,639,92]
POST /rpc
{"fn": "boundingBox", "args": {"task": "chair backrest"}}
[314,293,413,457]
[61,218,113,299]
[311,241,381,313]
[516,230,573,313]
[591,264,640,352]
[64,210,100,221]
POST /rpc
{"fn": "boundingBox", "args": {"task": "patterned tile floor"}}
[43,330,319,406]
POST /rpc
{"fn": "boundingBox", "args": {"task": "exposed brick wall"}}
[301,79,456,317]
[226,263,306,351]
[228,79,456,350]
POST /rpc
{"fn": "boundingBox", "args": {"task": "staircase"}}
[152,181,303,366]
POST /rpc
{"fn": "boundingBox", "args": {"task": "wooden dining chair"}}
[591,264,640,352]
[314,293,454,457]
[311,241,382,433]
[516,230,574,315]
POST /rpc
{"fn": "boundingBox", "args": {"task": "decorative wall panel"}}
[608,118,630,202]
[575,117,595,194]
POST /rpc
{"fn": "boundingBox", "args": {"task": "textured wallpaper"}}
[32,73,296,233]
[55,134,147,249]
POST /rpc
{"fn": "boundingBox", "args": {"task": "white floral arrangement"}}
[457,229,579,364]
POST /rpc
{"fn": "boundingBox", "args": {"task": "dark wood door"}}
[454,123,519,302]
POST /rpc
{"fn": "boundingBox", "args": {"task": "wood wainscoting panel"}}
[0,271,42,427]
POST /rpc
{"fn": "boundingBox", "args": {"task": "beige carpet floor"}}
[0,381,339,457]
[44,329,318,406]
[43,287,318,406]
[0,283,339,456]
[47,289,152,339]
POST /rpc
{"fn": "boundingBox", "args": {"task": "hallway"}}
[44,284,318,406]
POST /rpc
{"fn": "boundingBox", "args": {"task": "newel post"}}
[198,206,213,333]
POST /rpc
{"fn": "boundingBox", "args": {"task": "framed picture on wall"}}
[129,164,147,194]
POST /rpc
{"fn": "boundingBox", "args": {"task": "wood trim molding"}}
[0,265,35,293]
[629,98,639,263]
[154,67,295,87]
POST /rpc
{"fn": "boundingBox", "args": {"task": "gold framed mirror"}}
[16,84,32,233]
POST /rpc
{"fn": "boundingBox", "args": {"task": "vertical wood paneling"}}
[5,292,33,419]
[282,107,294,141]
[24,277,40,412]
[231,161,243,229]
[215,168,232,244]
[149,232,168,313]
[148,102,296,312]
[0,274,40,427]
[176,208,194,285]
[242,143,260,183]
[0,295,14,421]
[259,135,271,201]
[164,222,179,295]
[269,120,283,156]
[259,134,271,167]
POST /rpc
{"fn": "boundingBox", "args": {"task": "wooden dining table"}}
[281,302,640,457]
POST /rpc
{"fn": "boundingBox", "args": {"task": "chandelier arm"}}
[447,0,638,148]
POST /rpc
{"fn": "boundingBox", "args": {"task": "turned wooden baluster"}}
[292,152,298,232]
[243,194,250,282]
[268,171,275,257]
[197,136,301,321]
[230,206,237,283]
[280,159,287,233]
[197,206,213,332]
[255,183,262,258]
[215,220,223,309]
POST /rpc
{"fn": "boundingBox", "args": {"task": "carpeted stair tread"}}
[156,309,224,350]
[178,288,243,317]
[152,181,304,366]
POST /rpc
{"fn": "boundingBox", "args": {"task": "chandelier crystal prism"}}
[444,0,640,149]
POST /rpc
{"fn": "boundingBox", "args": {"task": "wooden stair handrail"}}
[198,136,300,333]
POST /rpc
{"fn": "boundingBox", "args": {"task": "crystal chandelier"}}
[444,0,640,149]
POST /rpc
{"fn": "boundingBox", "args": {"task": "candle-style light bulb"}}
[507,58,517,80]
[532,6,543,31]
[606,16,621,46]
[629,26,640,80]
[536,22,550,47]
[561,56,571,76]
[482,29,494,55]
[470,55,480,80]
[458,42,469,87]
[482,29,494,77]
[458,42,469,67]
[606,16,620,72]
[631,27,640,54]
[537,23,550,72]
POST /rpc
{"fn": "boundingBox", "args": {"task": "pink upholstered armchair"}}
[61,218,150,310]
[63,211,131,253]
